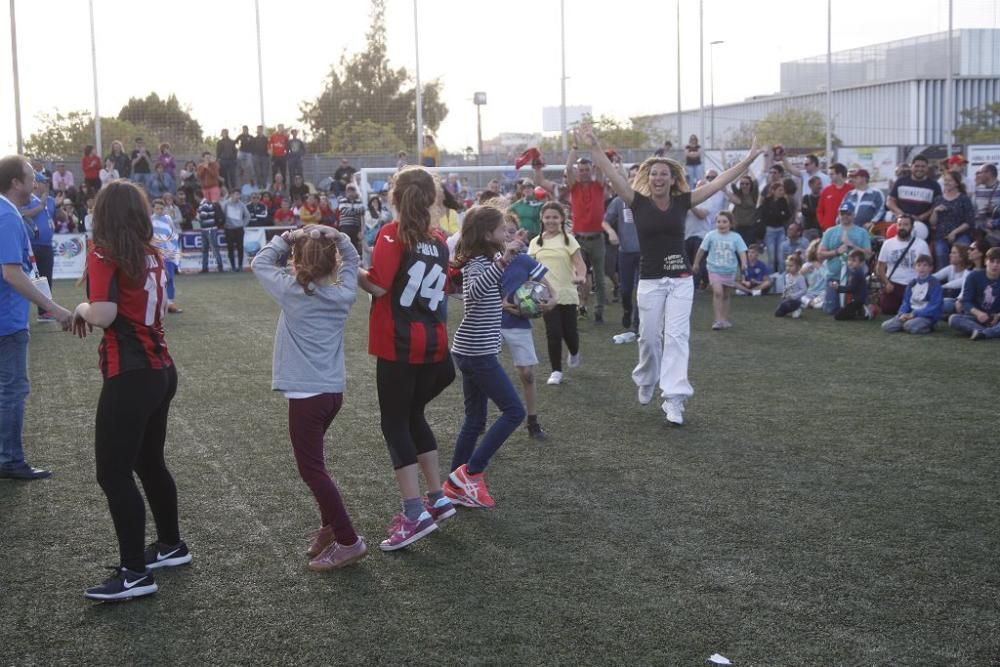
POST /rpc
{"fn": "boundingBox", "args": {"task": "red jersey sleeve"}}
[367,222,403,290]
[87,248,119,303]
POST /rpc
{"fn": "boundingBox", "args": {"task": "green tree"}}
[752,107,837,149]
[298,0,447,153]
[117,92,204,145]
[25,111,148,159]
[954,103,1000,144]
[538,115,663,154]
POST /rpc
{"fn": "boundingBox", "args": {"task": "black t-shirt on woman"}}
[631,191,692,279]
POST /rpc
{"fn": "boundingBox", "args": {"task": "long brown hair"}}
[537,201,570,247]
[292,236,339,295]
[452,204,505,267]
[390,166,437,250]
[92,180,154,286]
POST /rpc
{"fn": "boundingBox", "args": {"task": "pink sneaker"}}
[308,537,368,571]
[425,495,457,524]
[306,525,335,558]
[448,464,496,509]
[378,512,438,552]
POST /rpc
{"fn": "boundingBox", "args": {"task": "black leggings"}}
[95,366,180,571]
[376,357,455,469]
[542,304,580,372]
[224,227,246,271]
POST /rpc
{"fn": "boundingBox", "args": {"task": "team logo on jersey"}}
[56,237,85,258]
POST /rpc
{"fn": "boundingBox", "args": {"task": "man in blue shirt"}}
[0,156,73,480]
[817,201,873,314]
[948,247,1000,340]
[19,175,56,320]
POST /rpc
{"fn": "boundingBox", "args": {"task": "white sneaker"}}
[613,331,637,344]
[663,397,685,426]
[546,371,564,385]
[751,289,762,297]
[792,308,802,319]
[567,352,581,368]
[637,385,656,405]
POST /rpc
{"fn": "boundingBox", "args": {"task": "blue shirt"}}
[901,275,943,320]
[699,230,747,275]
[960,269,1000,315]
[500,253,548,330]
[821,224,872,280]
[0,197,34,335]
[22,194,55,246]
[744,259,770,284]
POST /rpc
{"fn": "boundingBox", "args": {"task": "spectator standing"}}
[196,153,222,203]
[841,169,885,234]
[31,160,53,188]
[510,179,544,240]
[0,155,72,480]
[757,181,792,273]
[162,192,183,230]
[420,135,439,168]
[727,174,760,245]
[887,154,941,227]
[222,190,250,272]
[929,169,975,270]
[287,129,306,179]
[607,169,642,331]
[130,137,153,191]
[877,215,930,316]
[157,143,176,180]
[235,125,255,186]
[216,129,239,191]
[269,124,290,184]
[151,198,183,314]
[99,158,119,188]
[815,162,854,232]
[147,163,176,199]
[781,153,830,195]
[107,140,131,179]
[81,146,102,191]
[799,175,822,240]
[196,194,225,273]
[333,159,356,197]
[251,125,270,188]
[684,135,704,185]
[337,184,367,253]
[20,176,57,320]
[972,163,1000,244]
[52,163,75,194]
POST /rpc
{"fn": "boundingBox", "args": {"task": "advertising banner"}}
[967,145,1000,179]
[178,227,268,273]
[52,233,88,280]
[836,147,899,189]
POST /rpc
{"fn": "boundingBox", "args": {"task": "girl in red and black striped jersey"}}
[72,181,190,602]
[358,167,457,552]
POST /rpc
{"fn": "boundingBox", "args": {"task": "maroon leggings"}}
[288,394,357,546]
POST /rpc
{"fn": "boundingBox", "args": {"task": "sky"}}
[0,0,997,156]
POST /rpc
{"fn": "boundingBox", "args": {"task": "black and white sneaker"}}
[144,540,192,570]
[84,567,157,601]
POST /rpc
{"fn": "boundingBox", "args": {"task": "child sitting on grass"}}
[736,244,772,295]
[881,254,942,334]
[800,239,826,309]
[774,254,807,318]
[831,249,873,321]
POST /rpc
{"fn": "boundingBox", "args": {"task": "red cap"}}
[947,154,966,167]
[853,169,870,180]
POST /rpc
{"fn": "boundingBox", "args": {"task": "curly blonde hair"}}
[631,157,689,198]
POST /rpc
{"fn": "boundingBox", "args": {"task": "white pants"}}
[632,277,695,405]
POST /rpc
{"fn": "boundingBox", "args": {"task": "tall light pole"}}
[698,0,705,144]
[9,0,23,154]
[254,0,265,126]
[825,0,832,161]
[676,0,682,147]
[474,92,487,165]
[560,0,567,151]
[710,40,724,150]
[946,0,953,154]
[414,0,423,158]
[88,0,101,156]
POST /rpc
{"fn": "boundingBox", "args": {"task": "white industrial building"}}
[638,29,1000,148]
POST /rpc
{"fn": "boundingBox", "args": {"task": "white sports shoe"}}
[567,352,581,368]
[792,308,802,319]
[663,397,685,426]
[613,331,637,344]
[637,385,656,405]
[546,371,564,385]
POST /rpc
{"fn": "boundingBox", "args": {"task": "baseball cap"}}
[839,201,855,214]
[947,154,966,167]
[853,169,870,180]
[33,172,47,183]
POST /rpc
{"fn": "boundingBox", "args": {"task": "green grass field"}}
[2,273,998,666]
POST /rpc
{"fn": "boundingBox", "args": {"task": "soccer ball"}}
[512,281,551,319]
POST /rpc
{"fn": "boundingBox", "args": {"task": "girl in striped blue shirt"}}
[444,205,526,509]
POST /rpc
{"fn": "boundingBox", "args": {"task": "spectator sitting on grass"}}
[781,222,808,262]
[800,239,826,309]
[948,246,1000,340]
[832,249,873,321]
[736,245,772,295]
[934,243,971,316]
[881,255,942,334]
[774,253,807,318]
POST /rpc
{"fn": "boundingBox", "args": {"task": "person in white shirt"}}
[877,215,930,316]
[52,163,75,193]
[98,158,119,188]
[933,242,972,316]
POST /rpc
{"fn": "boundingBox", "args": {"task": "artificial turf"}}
[1,273,998,666]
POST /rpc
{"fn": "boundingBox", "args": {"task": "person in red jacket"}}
[81,145,102,192]
[268,125,289,185]
[815,162,853,232]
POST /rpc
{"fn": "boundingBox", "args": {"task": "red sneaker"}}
[515,148,543,170]
[442,478,479,508]
[425,495,457,524]
[448,464,496,509]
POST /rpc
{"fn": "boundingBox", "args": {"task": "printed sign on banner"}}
[967,145,1000,180]
[178,228,269,273]
[836,147,898,189]
[52,233,88,279]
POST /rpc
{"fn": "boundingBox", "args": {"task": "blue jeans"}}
[764,226,786,273]
[451,353,525,475]
[165,261,177,300]
[882,315,934,334]
[0,330,30,470]
[824,281,840,314]
[686,164,704,185]
[949,314,1000,338]
[201,229,224,272]
[934,234,971,271]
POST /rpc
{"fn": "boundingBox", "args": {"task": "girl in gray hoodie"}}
[251,224,367,571]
